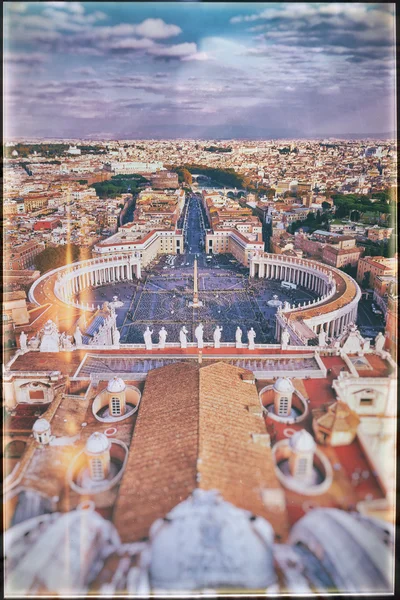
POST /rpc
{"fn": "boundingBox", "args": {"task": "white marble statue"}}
[113,328,121,347]
[19,331,27,352]
[195,323,204,349]
[74,325,83,347]
[144,326,153,350]
[159,327,168,349]
[29,335,40,350]
[61,333,73,350]
[40,320,60,353]
[180,326,189,349]
[318,327,327,347]
[375,331,385,352]
[235,326,243,348]
[281,328,290,347]
[213,325,223,349]
[247,327,256,350]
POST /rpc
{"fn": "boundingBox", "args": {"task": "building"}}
[150,171,179,189]
[104,161,164,175]
[366,226,393,241]
[356,256,397,287]
[23,195,49,213]
[33,218,62,231]
[321,244,364,269]
[7,240,45,270]
[2,319,396,594]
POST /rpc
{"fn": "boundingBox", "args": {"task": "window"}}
[90,458,104,481]
[296,457,308,475]
[360,397,373,406]
[278,396,289,416]
[111,396,121,416]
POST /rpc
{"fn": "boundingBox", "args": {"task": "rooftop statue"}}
[375,331,385,352]
[74,325,83,347]
[247,327,256,350]
[213,325,223,348]
[39,320,60,353]
[281,328,290,347]
[180,326,189,349]
[19,331,27,352]
[144,326,153,350]
[159,327,168,349]
[195,323,204,349]
[318,328,327,347]
[235,326,243,348]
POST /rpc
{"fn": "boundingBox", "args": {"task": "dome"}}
[289,430,316,452]
[85,432,110,455]
[149,489,276,591]
[107,377,126,393]
[5,506,121,595]
[32,418,50,434]
[289,508,394,593]
[273,377,295,394]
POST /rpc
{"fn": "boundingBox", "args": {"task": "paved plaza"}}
[75,195,318,344]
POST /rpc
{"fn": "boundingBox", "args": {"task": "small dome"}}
[33,418,50,434]
[85,432,110,455]
[107,377,126,393]
[290,430,316,452]
[273,377,294,394]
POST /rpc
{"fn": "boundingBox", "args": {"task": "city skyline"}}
[4,2,396,140]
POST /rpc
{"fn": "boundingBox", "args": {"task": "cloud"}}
[148,42,198,59]
[103,37,156,51]
[134,18,181,39]
[181,51,212,62]
[5,52,48,66]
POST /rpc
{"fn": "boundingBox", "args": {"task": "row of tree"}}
[33,245,92,274]
[89,174,148,199]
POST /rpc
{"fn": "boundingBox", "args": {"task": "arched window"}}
[278,396,289,416]
[90,458,104,481]
[111,397,121,416]
[5,440,26,458]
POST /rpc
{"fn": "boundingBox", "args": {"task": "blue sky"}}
[4,2,396,139]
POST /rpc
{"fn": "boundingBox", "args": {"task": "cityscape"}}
[3,2,397,597]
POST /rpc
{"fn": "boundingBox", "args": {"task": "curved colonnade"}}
[29,254,141,311]
[250,253,361,344]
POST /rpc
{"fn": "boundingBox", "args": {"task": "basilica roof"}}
[113,361,288,543]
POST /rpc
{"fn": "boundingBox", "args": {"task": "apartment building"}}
[7,239,45,270]
[357,256,397,287]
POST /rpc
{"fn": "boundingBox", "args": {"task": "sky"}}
[3,1,397,140]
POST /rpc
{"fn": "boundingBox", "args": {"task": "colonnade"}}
[30,254,141,312]
[250,253,361,345]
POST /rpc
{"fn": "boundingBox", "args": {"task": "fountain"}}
[110,295,124,309]
[267,294,283,308]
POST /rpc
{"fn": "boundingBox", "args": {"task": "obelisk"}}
[193,257,199,306]
[189,257,203,308]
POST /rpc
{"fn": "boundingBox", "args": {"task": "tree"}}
[362,272,371,289]
[322,201,331,211]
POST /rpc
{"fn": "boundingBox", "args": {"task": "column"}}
[259,262,265,278]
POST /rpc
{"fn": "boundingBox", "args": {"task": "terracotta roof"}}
[313,400,360,433]
[113,361,288,543]
[113,362,199,542]
[8,351,86,375]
